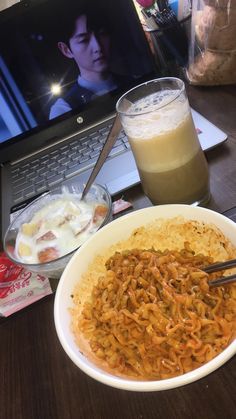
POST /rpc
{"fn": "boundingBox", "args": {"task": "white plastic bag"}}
[186,0,236,85]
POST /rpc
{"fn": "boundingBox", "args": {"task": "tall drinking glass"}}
[116,78,210,206]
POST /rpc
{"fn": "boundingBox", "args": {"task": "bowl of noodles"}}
[54,204,236,391]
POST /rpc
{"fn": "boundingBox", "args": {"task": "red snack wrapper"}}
[0,253,52,317]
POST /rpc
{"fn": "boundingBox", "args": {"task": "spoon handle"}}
[81,114,122,200]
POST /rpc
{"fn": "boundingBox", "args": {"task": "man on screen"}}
[49,5,121,119]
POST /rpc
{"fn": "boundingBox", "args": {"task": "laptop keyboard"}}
[11,122,130,206]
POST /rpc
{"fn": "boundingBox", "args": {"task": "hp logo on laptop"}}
[77,116,84,124]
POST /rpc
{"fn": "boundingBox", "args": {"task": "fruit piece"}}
[18,242,32,257]
[51,215,66,227]
[64,201,81,216]
[93,205,108,223]
[37,247,59,263]
[36,231,56,243]
[21,222,39,237]
[70,218,91,236]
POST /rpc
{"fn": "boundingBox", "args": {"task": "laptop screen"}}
[0,0,157,163]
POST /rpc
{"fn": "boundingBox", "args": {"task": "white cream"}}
[15,195,108,264]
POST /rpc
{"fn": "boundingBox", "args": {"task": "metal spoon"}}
[81,114,122,200]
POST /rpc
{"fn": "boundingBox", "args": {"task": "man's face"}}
[68,14,111,79]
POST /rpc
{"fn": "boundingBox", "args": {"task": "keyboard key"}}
[76,136,87,143]
[114,139,124,147]
[90,134,100,141]
[80,138,90,145]
[108,144,126,157]
[89,139,100,148]
[49,150,59,157]
[67,160,79,169]
[29,158,39,165]
[99,134,107,143]
[99,125,111,134]
[37,166,48,175]
[82,150,91,157]
[92,143,103,151]
[27,174,38,181]
[35,178,47,187]
[12,176,26,185]
[24,185,36,197]
[40,156,49,163]
[30,162,39,170]
[48,173,64,186]
[11,170,20,178]
[47,170,58,179]
[13,184,29,195]
[13,192,24,203]
[21,163,30,170]
[65,157,97,179]
[90,150,100,158]
[68,150,77,159]
[71,144,79,151]
[47,161,59,170]
[60,145,70,151]
[79,155,90,163]
[76,145,88,154]
[70,155,80,163]
[57,166,67,174]
[34,175,47,184]
[35,183,48,193]
[58,156,70,164]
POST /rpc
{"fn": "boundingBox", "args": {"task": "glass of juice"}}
[116,77,210,205]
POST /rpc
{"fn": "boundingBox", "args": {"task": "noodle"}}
[70,217,236,381]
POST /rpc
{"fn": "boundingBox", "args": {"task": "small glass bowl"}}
[4,183,112,278]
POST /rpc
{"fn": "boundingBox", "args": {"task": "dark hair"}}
[55,0,111,46]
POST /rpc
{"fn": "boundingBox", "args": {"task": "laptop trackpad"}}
[63,150,140,196]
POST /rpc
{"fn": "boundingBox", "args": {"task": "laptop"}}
[0,0,227,243]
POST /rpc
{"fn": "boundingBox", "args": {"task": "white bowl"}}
[54,204,236,391]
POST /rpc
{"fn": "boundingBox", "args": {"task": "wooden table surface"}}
[1,84,236,419]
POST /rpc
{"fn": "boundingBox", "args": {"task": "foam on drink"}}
[122,90,200,172]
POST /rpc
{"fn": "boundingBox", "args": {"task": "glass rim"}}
[116,77,185,117]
